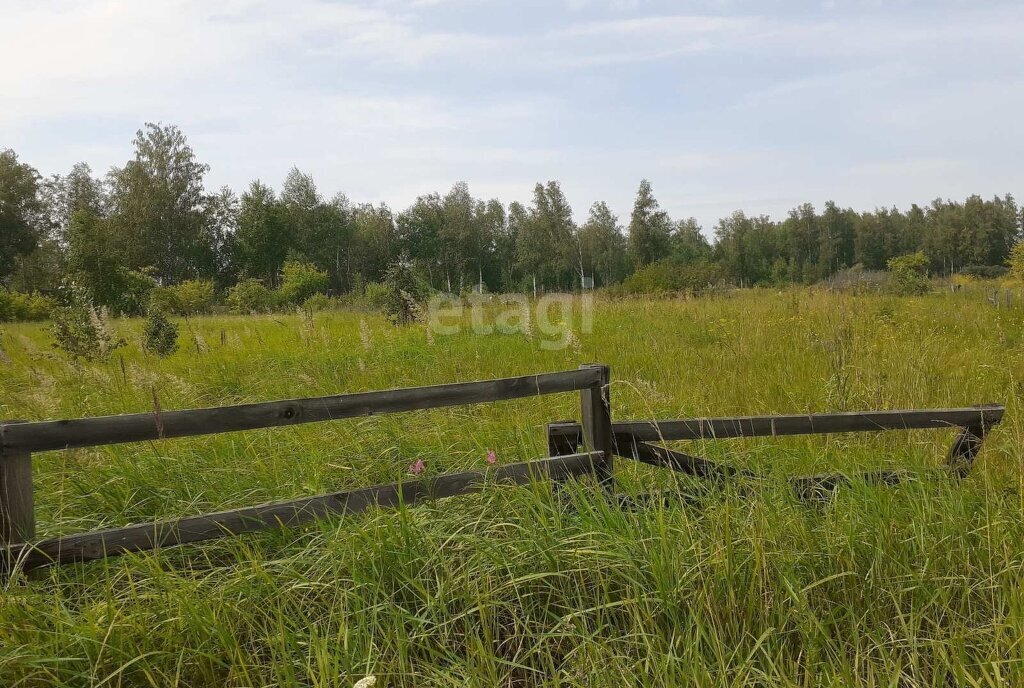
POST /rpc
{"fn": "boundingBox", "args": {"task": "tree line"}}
[2,122,1021,312]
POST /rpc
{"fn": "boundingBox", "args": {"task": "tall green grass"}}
[1,289,1023,686]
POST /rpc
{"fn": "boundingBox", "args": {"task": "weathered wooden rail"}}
[547,403,1005,495]
[0,363,1005,571]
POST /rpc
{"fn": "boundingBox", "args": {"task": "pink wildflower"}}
[486,449,498,465]
[408,458,425,475]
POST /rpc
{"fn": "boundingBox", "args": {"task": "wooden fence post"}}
[945,425,987,479]
[579,364,614,494]
[0,422,34,544]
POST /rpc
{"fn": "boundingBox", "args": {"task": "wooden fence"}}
[0,363,1005,571]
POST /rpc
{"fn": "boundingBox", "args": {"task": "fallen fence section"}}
[3,451,602,570]
[548,404,1004,496]
[0,363,1005,572]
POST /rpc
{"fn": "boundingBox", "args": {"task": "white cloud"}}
[4,0,1024,230]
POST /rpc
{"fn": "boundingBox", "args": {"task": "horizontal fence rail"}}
[0,368,602,454]
[3,451,603,570]
[547,406,1004,444]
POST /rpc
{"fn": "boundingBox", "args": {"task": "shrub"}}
[50,282,125,361]
[616,260,725,295]
[142,309,179,357]
[148,287,180,314]
[155,280,216,315]
[364,281,389,310]
[110,268,158,316]
[302,293,333,313]
[226,279,273,314]
[279,261,328,306]
[887,252,929,296]
[380,261,429,325]
[0,290,56,322]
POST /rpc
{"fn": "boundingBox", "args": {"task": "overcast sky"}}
[4,0,1022,231]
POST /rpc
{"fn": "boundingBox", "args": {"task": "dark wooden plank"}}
[619,439,746,481]
[3,451,602,570]
[0,368,602,454]
[580,364,614,492]
[610,406,1004,442]
[0,451,33,544]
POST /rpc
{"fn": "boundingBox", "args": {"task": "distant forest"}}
[2,123,1021,309]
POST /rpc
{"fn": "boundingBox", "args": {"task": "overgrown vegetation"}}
[613,259,723,295]
[0,289,54,322]
[150,279,216,316]
[2,289,1024,684]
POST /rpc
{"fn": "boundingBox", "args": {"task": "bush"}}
[280,261,328,306]
[302,293,333,313]
[226,279,273,314]
[142,310,179,357]
[0,290,56,322]
[152,280,216,315]
[616,260,725,295]
[364,281,389,310]
[50,282,125,361]
[887,252,930,296]
[111,268,158,316]
[380,261,429,325]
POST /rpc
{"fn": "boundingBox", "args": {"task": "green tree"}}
[42,162,106,243]
[106,123,214,282]
[439,182,477,292]
[398,193,444,289]
[280,167,352,288]
[0,149,43,284]
[350,204,398,285]
[236,180,291,285]
[578,201,628,287]
[671,218,712,264]
[628,179,672,268]
[818,201,856,277]
[206,186,240,289]
[516,182,575,291]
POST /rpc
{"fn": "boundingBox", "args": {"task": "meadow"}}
[1,288,1023,687]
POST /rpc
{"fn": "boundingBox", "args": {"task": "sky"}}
[3,0,1023,232]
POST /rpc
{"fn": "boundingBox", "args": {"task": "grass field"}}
[2,289,1023,686]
